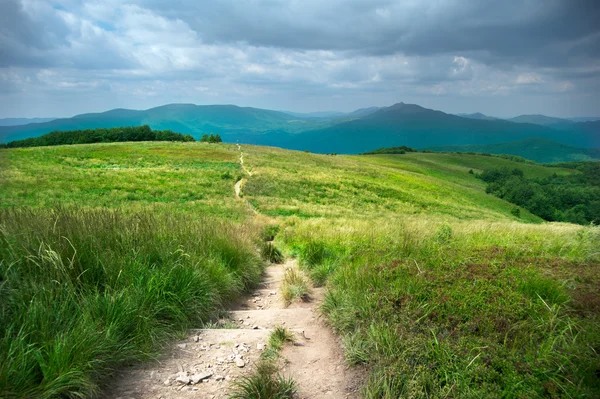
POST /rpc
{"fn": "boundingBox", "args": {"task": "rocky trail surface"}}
[103,260,360,399]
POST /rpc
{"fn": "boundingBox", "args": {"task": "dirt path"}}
[103,146,359,398]
[103,260,359,398]
[234,178,245,199]
[237,144,253,177]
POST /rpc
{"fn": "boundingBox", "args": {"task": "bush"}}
[200,133,223,143]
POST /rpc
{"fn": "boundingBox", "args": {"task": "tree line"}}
[479,163,600,225]
[199,133,222,143]
[0,125,197,149]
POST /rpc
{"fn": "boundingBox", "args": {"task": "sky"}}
[1,0,599,118]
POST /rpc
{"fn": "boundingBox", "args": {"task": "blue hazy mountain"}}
[0,118,56,126]
[286,103,598,153]
[2,103,598,159]
[427,138,600,163]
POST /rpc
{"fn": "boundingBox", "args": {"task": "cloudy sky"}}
[1,0,599,118]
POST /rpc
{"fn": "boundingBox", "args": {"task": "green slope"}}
[2,142,575,222]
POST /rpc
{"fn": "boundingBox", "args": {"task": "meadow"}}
[1,141,598,398]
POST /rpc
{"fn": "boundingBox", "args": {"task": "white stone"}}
[190,371,213,384]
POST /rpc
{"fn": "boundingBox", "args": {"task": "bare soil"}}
[102,260,361,399]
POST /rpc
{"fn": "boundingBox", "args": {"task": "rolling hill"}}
[427,138,600,163]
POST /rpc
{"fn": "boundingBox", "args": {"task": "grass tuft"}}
[281,268,310,306]
[228,373,296,399]
[260,241,284,264]
[229,327,296,399]
[269,326,295,351]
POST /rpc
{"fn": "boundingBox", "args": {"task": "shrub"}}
[511,207,521,218]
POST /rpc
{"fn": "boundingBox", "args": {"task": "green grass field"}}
[1,142,598,398]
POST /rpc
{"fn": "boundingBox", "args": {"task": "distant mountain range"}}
[507,114,572,126]
[1,102,598,162]
[457,113,600,126]
[0,118,56,126]
[427,138,600,163]
[457,113,499,121]
[0,104,331,145]
[286,103,598,153]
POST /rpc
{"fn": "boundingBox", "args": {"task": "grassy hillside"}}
[1,142,598,398]
[428,138,600,163]
[0,142,246,217]
[242,147,579,222]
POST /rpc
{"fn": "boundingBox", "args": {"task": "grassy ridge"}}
[0,208,264,398]
[281,219,600,397]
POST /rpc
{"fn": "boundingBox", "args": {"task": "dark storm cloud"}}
[149,0,600,68]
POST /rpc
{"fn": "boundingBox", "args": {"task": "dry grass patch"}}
[281,267,311,306]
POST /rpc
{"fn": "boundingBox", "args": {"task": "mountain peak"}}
[385,102,427,113]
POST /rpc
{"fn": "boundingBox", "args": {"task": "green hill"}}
[1,142,598,398]
[428,138,600,163]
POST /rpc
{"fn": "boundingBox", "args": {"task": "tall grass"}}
[283,218,600,398]
[0,208,265,398]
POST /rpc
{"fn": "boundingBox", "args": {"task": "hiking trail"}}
[103,146,359,399]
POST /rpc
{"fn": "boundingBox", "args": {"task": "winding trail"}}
[102,146,359,399]
[237,144,253,177]
[234,145,257,216]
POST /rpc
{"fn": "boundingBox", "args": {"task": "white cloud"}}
[515,72,544,84]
